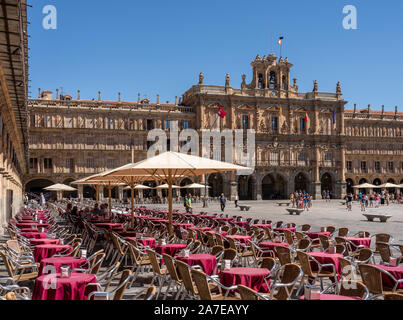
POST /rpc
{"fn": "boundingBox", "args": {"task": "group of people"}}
[65,202,109,220]
[321,190,332,202]
[290,191,313,211]
[346,191,400,212]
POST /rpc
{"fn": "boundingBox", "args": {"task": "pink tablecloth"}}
[274,227,296,233]
[127,237,156,248]
[345,237,371,248]
[376,265,403,289]
[39,257,88,275]
[191,227,212,232]
[309,252,343,279]
[220,267,270,293]
[177,254,217,275]
[215,217,234,222]
[20,232,48,239]
[16,222,50,229]
[259,241,289,257]
[30,239,60,246]
[155,244,187,257]
[305,232,331,240]
[92,223,123,230]
[32,273,97,300]
[234,221,249,228]
[226,235,252,245]
[174,223,195,230]
[253,224,272,230]
[34,244,72,262]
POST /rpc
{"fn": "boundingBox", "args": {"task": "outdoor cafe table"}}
[32,273,97,300]
[39,256,88,276]
[191,227,212,232]
[226,235,252,245]
[305,232,331,240]
[273,227,296,233]
[215,217,234,222]
[220,267,270,293]
[34,244,73,263]
[127,237,156,248]
[177,254,217,275]
[20,228,48,233]
[300,294,361,300]
[375,265,403,289]
[345,237,371,248]
[308,252,343,280]
[174,223,195,230]
[20,232,48,239]
[253,224,272,230]
[234,221,249,228]
[155,243,187,257]
[16,222,50,229]
[259,241,289,257]
[92,223,124,231]
[117,230,137,237]
[30,238,60,246]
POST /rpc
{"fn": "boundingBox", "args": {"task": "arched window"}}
[269,72,276,89]
[258,74,264,89]
[282,75,287,90]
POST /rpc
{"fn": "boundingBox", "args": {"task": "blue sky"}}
[28,0,403,111]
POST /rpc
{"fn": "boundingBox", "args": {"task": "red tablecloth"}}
[234,221,249,228]
[192,227,213,232]
[253,224,272,230]
[34,244,73,262]
[39,257,88,275]
[177,254,217,275]
[16,222,50,229]
[174,223,195,230]
[127,237,156,248]
[30,239,60,246]
[155,243,187,257]
[300,294,361,300]
[309,252,343,279]
[345,237,371,248]
[92,223,123,230]
[305,232,331,240]
[20,228,48,233]
[32,273,97,300]
[274,227,296,233]
[259,241,289,257]
[20,232,48,239]
[375,265,403,289]
[226,235,252,245]
[215,217,234,222]
[220,267,270,293]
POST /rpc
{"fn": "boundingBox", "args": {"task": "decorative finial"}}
[157,94,160,104]
[138,93,141,103]
[118,92,121,102]
[175,96,178,105]
[98,91,101,101]
[77,89,80,100]
[395,106,398,116]
[255,54,261,61]
[353,104,357,113]
[199,72,204,85]
[241,74,246,88]
[382,105,385,115]
[313,80,318,92]
[368,104,371,114]
[225,74,230,87]
[336,82,342,94]
[56,88,59,99]
[38,88,41,98]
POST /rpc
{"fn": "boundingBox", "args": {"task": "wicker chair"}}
[144,286,157,300]
[146,249,169,299]
[376,242,402,266]
[301,224,311,232]
[338,228,349,237]
[384,293,403,300]
[162,254,183,300]
[87,269,132,300]
[322,280,369,300]
[275,246,293,266]
[237,285,269,300]
[269,263,303,300]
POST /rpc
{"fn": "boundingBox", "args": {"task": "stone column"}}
[77,185,83,200]
[118,186,124,200]
[256,171,262,200]
[312,147,322,200]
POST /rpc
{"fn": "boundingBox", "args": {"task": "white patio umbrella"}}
[378,183,401,189]
[123,184,152,190]
[182,183,211,189]
[100,151,253,234]
[155,184,181,189]
[44,184,77,201]
[352,183,376,189]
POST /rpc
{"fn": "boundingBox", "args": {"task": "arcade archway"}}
[208,173,223,198]
[294,172,309,193]
[321,173,333,195]
[262,173,287,200]
[238,175,255,200]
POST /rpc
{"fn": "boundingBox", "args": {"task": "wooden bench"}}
[277,202,291,207]
[239,205,251,212]
[286,208,304,215]
[362,214,392,223]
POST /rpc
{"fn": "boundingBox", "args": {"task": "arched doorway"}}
[83,186,96,199]
[262,174,287,200]
[373,178,382,194]
[208,173,223,198]
[387,178,397,194]
[346,178,354,194]
[179,178,193,197]
[25,179,55,200]
[63,178,78,199]
[295,172,309,193]
[321,173,333,195]
[238,176,255,200]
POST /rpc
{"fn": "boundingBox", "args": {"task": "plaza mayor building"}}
[25,54,403,201]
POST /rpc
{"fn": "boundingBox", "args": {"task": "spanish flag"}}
[217,105,227,119]
[304,112,309,122]
[278,37,284,45]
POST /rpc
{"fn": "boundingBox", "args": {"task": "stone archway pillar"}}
[256,171,262,200]
[77,185,83,200]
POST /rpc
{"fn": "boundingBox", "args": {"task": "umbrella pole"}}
[108,182,112,219]
[131,178,134,228]
[96,185,99,205]
[168,174,173,236]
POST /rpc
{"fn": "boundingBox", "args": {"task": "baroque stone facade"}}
[26,54,403,200]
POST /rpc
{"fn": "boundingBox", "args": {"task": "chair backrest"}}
[191,269,212,300]
[205,233,216,247]
[91,251,106,274]
[0,249,15,277]
[230,227,238,235]
[260,257,276,272]
[358,264,383,295]
[275,221,283,228]
[238,285,262,300]
[339,280,368,299]
[297,238,311,251]
[318,235,330,250]
[113,269,132,300]
[273,263,302,300]
[6,240,20,254]
[301,224,311,232]
[295,232,305,241]
[211,245,224,257]
[163,254,181,282]
[144,286,157,300]
[338,228,349,237]
[176,260,197,294]
[226,238,238,251]
[326,226,336,234]
[275,246,292,265]
[146,250,163,275]
[283,230,294,246]
[338,257,353,280]
[376,242,391,263]
[375,233,391,244]
[357,248,373,262]
[223,248,237,264]
[215,234,225,247]
[296,251,313,277]
[384,293,403,300]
